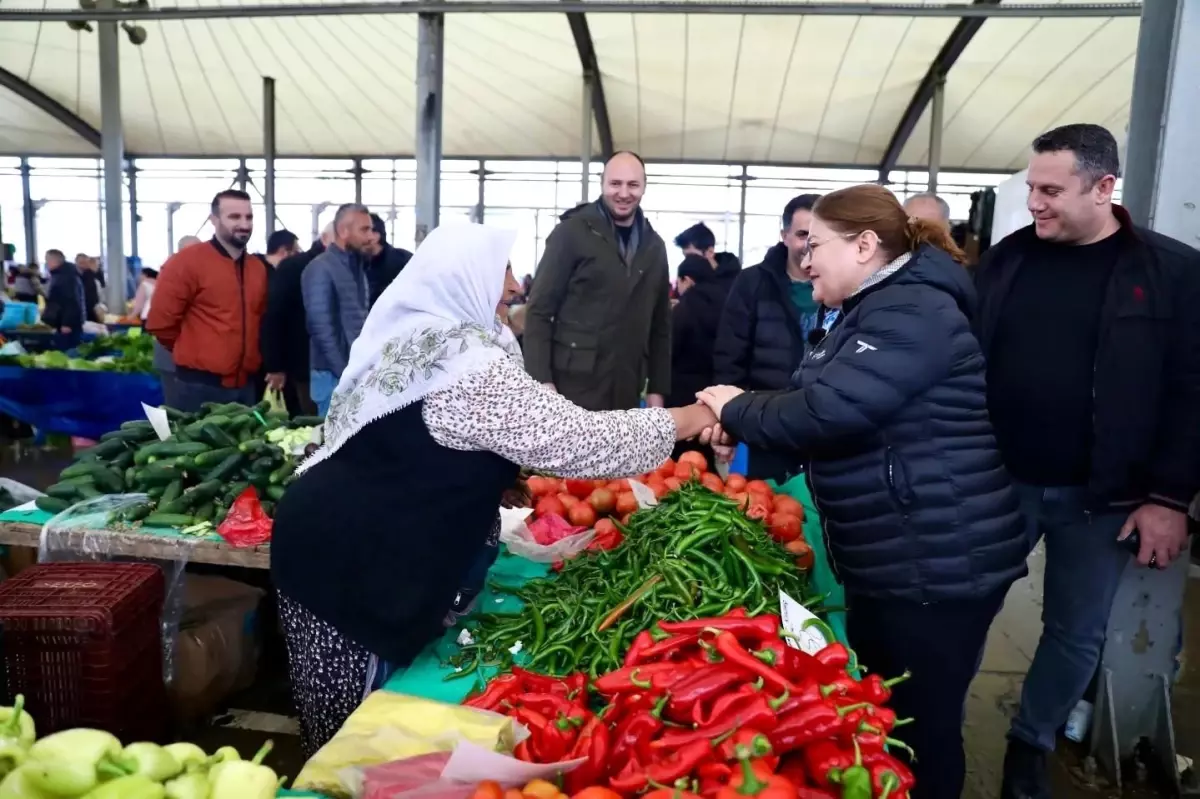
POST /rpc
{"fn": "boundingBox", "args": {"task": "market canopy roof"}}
[0,0,1141,171]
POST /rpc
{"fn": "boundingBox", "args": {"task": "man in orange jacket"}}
[147,190,269,412]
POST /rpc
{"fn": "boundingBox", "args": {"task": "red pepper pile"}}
[464,611,916,799]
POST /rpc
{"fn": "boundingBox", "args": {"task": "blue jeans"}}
[310,370,338,417]
[1009,484,1131,751]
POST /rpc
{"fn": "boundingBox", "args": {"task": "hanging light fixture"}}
[66,0,150,46]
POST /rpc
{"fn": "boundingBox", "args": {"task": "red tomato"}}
[745,479,774,497]
[587,488,616,515]
[607,479,630,493]
[650,482,670,499]
[725,474,748,492]
[767,512,803,543]
[534,496,566,519]
[615,491,639,516]
[700,472,725,494]
[773,495,805,518]
[746,502,770,521]
[727,490,749,507]
[620,512,634,526]
[558,493,580,510]
[664,477,683,492]
[678,450,708,474]
[567,502,597,528]
[472,782,505,799]
[565,479,594,499]
[525,476,548,497]
[786,539,815,570]
[657,458,677,478]
[674,462,699,481]
[590,518,624,551]
[748,491,773,511]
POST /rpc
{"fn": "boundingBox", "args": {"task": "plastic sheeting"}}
[0,365,163,439]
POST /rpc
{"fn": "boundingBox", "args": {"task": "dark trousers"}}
[846,589,1005,799]
[158,371,181,409]
[173,370,256,413]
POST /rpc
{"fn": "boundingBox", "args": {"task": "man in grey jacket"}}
[301,203,374,415]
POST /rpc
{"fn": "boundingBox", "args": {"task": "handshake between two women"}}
[665,385,747,463]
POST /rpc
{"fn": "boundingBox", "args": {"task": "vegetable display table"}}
[0,510,270,569]
[0,365,163,439]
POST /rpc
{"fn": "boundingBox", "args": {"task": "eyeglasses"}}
[801,231,863,261]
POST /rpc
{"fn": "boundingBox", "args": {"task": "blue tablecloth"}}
[0,366,162,439]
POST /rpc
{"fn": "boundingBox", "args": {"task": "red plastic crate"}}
[0,563,168,740]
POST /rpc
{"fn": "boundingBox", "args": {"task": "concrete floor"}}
[5,439,1200,795]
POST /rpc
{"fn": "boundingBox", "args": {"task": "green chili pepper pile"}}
[450,483,810,677]
[0,695,282,798]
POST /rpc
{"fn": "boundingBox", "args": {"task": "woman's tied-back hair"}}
[813,184,967,265]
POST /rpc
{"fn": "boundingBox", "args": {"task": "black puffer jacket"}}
[668,263,727,408]
[712,244,805,480]
[721,246,1028,602]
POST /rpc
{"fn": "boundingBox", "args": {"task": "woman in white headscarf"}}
[270,223,717,755]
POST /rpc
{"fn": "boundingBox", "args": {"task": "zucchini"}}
[238,439,273,455]
[87,438,130,460]
[143,512,200,528]
[112,450,135,470]
[213,505,229,525]
[35,496,70,514]
[260,500,275,517]
[91,468,125,494]
[163,407,189,421]
[159,479,184,506]
[136,463,184,486]
[77,484,102,499]
[193,447,238,468]
[194,502,215,522]
[183,480,223,504]
[45,483,84,500]
[126,502,155,522]
[156,496,190,515]
[291,415,325,426]
[99,428,128,442]
[205,453,245,483]
[146,485,167,500]
[120,419,154,432]
[199,424,238,449]
[133,440,211,466]
[269,461,296,484]
[266,484,286,502]
[61,460,118,480]
[249,458,278,477]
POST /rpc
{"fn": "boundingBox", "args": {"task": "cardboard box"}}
[169,575,264,724]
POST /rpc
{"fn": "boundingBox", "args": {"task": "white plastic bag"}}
[498,506,594,563]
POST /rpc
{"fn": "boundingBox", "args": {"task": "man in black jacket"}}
[978,124,1200,799]
[42,250,86,350]
[712,194,827,480]
[366,214,413,307]
[674,222,742,297]
[261,225,332,416]
[668,255,728,468]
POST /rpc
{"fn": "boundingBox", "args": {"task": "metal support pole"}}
[927,73,945,194]
[581,73,593,203]
[19,157,36,264]
[127,159,139,259]
[1093,1,1199,792]
[99,0,127,314]
[736,165,748,265]
[166,202,181,255]
[263,77,277,238]
[475,159,486,223]
[352,158,364,205]
[415,12,444,244]
[236,158,249,192]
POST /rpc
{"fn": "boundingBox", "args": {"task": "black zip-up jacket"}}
[974,206,1200,513]
[261,242,323,379]
[668,270,727,409]
[713,244,807,480]
[723,246,1027,601]
[42,263,85,332]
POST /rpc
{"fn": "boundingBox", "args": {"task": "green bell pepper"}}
[207,741,276,799]
[0,746,25,782]
[0,697,36,751]
[0,766,53,798]
[119,744,180,782]
[79,775,164,799]
[160,745,205,774]
[163,772,208,799]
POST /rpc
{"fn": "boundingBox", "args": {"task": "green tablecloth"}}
[0,504,224,543]
[383,477,845,701]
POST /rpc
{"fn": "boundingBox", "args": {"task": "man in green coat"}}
[524,151,672,411]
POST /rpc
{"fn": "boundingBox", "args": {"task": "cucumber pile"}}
[34,401,323,529]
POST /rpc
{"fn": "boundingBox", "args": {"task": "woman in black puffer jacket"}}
[696,184,1028,799]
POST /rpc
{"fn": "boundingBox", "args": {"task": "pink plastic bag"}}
[362,752,472,799]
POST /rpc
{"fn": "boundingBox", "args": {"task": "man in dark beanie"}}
[668,254,727,469]
[365,213,413,307]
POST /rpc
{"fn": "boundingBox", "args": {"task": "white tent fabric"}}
[0,0,1138,169]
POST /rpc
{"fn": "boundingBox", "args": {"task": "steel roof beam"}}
[0,2,1142,23]
[877,0,1000,182]
[0,66,101,149]
[565,10,614,159]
